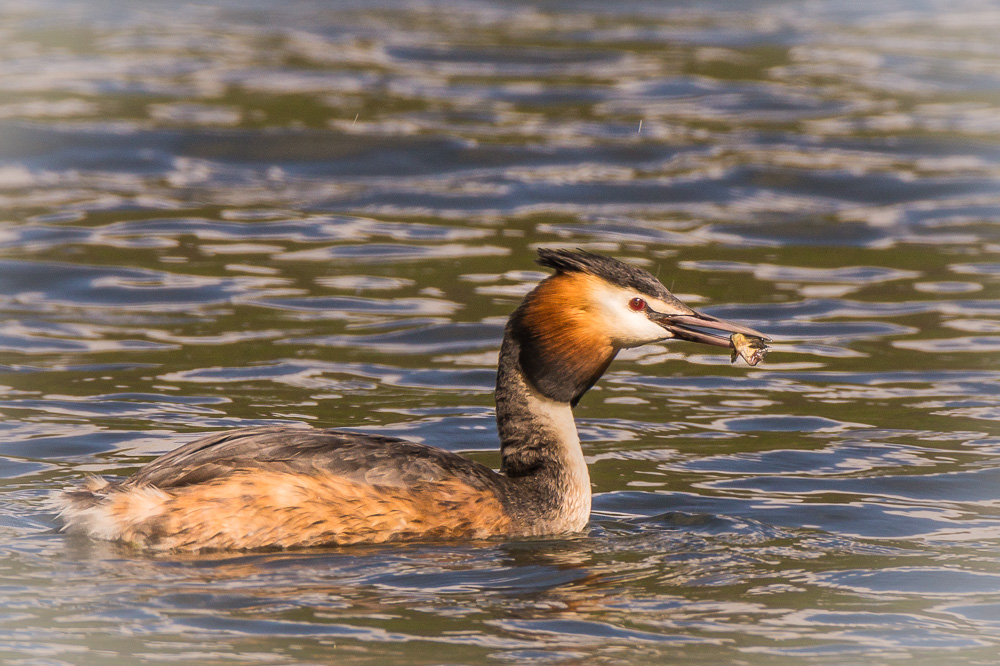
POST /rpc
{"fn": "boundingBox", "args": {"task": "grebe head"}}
[508,248,768,405]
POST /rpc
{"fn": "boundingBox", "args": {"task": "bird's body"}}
[56,249,767,550]
[63,428,518,549]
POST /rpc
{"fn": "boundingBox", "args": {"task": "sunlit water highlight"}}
[1,0,999,662]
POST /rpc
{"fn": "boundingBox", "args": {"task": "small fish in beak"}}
[646,307,770,366]
[730,333,769,366]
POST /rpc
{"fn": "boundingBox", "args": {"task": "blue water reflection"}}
[1,0,999,662]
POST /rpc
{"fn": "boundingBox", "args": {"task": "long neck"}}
[494,329,591,534]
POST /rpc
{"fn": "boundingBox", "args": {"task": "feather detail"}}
[510,272,618,405]
[56,469,512,550]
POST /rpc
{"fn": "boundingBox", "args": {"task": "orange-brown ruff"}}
[56,249,768,551]
[514,271,619,405]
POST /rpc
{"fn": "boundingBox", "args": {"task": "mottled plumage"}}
[60,426,518,549]
[123,426,500,492]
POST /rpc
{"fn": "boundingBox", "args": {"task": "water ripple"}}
[159,360,495,393]
[2,0,1000,663]
[0,260,278,312]
[681,260,923,284]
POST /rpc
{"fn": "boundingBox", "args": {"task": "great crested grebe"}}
[57,249,768,550]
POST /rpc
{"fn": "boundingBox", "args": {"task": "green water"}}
[1,0,999,662]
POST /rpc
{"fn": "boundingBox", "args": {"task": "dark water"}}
[1,0,999,662]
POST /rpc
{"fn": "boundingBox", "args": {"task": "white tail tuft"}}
[53,477,170,544]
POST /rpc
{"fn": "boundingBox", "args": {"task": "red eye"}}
[628,297,646,312]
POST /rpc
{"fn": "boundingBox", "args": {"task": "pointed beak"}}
[649,309,770,347]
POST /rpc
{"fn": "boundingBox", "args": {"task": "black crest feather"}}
[535,248,672,300]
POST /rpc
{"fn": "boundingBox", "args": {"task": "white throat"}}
[522,384,592,533]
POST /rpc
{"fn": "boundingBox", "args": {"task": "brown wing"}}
[124,426,504,494]
[65,426,516,549]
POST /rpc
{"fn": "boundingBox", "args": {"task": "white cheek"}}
[619,308,672,346]
[594,289,672,347]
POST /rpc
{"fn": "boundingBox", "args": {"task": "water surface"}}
[1,0,1000,662]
